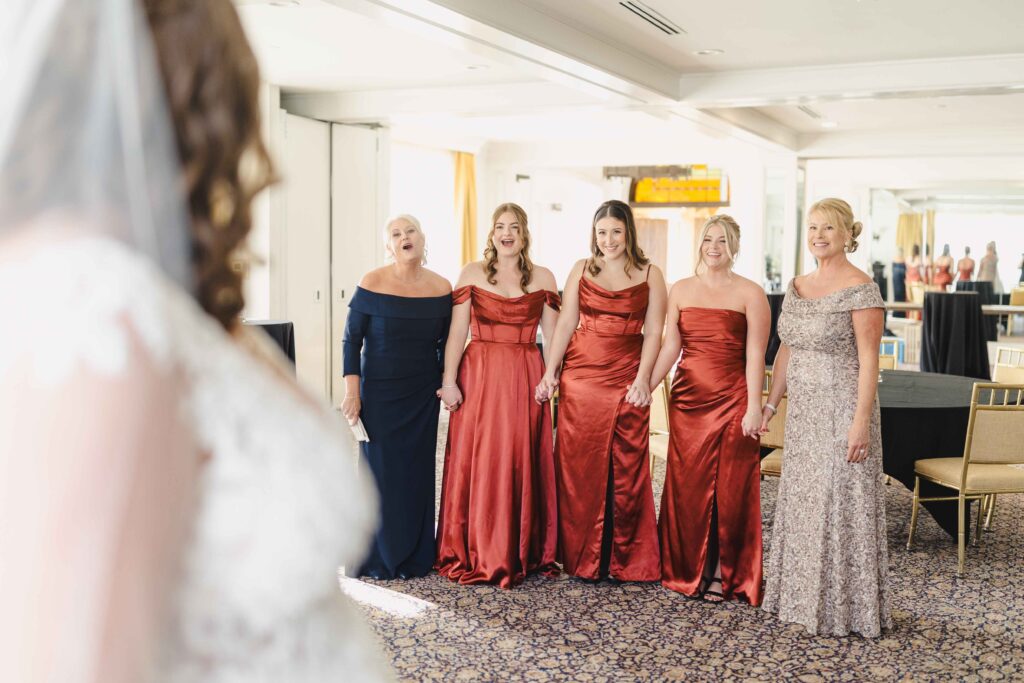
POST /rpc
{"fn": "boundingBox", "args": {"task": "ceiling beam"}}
[679,54,1024,108]
[283,82,618,122]
[797,123,1024,158]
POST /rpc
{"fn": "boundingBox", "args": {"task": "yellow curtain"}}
[454,152,477,266]
[895,212,922,263]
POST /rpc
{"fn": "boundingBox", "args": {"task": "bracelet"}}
[441,384,457,389]
[764,403,777,415]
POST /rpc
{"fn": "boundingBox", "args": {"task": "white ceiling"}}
[760,92,1024,133]
[517,0,1024,72]
[236,0,530,92]
[236,0,1024,200]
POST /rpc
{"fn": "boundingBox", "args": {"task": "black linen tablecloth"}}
[244,319,296,366]
[878,369,981,539]
[765,292,785,366]
[920,292,990,379]
[955,280,999,341]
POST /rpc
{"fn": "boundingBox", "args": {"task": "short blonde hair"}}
[383,214,425,262]
[809,198,862,253]
[694,214,741,274]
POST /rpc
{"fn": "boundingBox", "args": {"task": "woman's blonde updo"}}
[483,202,534,293]
[809,198,862,253]
[694,213,741,274]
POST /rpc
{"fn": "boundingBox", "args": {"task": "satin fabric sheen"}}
[555,276,660,580]
[436,285,560,589]
[659,308,763,604]
[933,264,953,288]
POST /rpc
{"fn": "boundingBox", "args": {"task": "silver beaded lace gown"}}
[762,281,892,637]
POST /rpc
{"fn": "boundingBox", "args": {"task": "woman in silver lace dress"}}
[760,198,891,637]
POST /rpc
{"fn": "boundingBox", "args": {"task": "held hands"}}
[437,385,463,412]
[535,373,559,404]
[741,406,763,440]
[758,406,775,435]
[341,395,361,425]
[846,417,871,463]
[624,377,652,408]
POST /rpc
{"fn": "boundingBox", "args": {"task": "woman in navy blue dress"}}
[342,215,452,579]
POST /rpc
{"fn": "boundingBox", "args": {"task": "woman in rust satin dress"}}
[536,200,665,581]
[435,203,560,589]
[650,215,770,604]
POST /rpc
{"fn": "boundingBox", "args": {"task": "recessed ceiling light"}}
[694,49,724,56]
[820,120,838,129]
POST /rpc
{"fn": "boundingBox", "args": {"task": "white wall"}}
[475,122,793,288]
[389,143,460,283]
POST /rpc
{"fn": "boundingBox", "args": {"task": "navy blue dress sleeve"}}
[343,302,370,377]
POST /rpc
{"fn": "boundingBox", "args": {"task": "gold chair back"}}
[965,384,1024,465]
[760,369,787,449]
[993,347,1024,384]
[650,376,671,436]
[878,354,897,370]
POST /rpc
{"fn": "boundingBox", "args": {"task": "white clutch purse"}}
[348,417,370,442]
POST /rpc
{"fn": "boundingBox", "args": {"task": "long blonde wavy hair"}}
[483,202,534,293]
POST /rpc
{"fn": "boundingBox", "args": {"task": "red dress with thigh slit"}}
[554,276,660,581]
[435,285,560,589]
[659,307,763,605]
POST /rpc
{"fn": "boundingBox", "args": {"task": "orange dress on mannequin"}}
[435,286,560,589]
[659,308,763,605]
[554,274,660,581]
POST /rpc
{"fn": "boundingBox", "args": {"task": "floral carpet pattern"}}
[345,413,1024,682]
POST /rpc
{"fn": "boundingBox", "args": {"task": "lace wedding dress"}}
[0,234,392,682]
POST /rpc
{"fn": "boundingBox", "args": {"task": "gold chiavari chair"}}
[648,376,672,474]
[993,346,1024,384]
[878,354,897,371]
[906,383,1024,576]
[982,348,1024,529]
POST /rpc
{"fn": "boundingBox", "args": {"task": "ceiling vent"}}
[618,1,685,35]
[797,105,822,120]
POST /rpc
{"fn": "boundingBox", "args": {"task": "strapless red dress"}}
[933,264,953,288]
[435,285,560,589]
[659,307,763,605]
[554,276,660,581]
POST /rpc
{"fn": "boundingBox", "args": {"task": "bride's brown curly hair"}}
[144,0,275,330]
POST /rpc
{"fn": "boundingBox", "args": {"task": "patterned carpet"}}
[345,413,1024,682]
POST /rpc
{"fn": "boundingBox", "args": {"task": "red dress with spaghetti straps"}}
[435,285,560,588]
[554,273,660,581]
[659,307,763,604]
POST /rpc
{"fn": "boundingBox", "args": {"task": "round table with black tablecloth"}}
[921,291,990,379]
[878,369,981,540]
[243,319,296,367]
[955,280,999,341]
[765,292,785,366]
